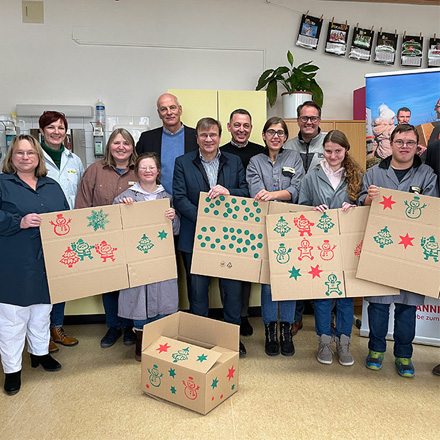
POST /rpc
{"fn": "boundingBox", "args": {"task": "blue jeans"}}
[50,302,65,328]
[261,284,296,325]
[102,291,132,329]
[134,314,166,330]
[181,252,242,326]
[314,298,353,338]
[368,302,416,358]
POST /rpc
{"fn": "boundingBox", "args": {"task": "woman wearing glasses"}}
[246,117,304,356]
[299,130,363,367]
[0,135,69,395]
[113,153,179,360]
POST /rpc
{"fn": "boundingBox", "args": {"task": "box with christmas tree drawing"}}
[39,199,177,304]
[356,188,440,299]
[141,312,239,415]
[190,192,313,284]
[265,206,399,301]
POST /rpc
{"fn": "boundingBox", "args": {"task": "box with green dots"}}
[191,193,271,283]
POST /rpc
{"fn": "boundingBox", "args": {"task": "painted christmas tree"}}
[316,212,335,233]
[273,216,291,237]
[374,226,393,248]
[60,246,80,268]
[137,234,154,254]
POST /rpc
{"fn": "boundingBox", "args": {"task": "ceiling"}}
[328,0,439,5]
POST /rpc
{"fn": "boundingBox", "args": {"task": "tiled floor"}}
[0,315,439,440]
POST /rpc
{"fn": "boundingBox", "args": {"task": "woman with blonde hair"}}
[299,129,363,366]
[75,128,138,348]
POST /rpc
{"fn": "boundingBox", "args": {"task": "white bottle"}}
[96,99,106,126]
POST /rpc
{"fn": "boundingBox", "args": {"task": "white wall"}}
[0,0,438,130]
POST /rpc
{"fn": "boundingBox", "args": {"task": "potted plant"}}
[256,50,324,118]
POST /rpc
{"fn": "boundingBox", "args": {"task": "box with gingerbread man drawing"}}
[141,312,239,415]
[265,206,399,301]
[39,199,177,304]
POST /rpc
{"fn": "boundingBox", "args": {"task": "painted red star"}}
[308,265,323,279]
[156,342,171,353]
[226,366,235,381]
[379,195,396,210]
[398,233,415,249]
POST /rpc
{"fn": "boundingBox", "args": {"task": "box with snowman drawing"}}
[141,312,239,415]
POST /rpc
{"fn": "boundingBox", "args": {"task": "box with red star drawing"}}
[266,206,399,301]
[39,199,177,304]
[141,312,239,415]
[357,188,440,299]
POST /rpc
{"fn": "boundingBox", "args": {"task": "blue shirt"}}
[160,126,185,194]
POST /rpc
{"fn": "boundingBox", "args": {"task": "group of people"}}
[0,94,438,397]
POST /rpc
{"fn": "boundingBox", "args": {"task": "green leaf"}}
[287,50,294,66]
[301,65,319,73]
[256,69,275,90]
[266,81,278,107]
[310,81,324,107]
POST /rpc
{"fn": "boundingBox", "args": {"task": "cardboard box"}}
[356,188,440,299]
[191,192,313,284]
[266,207,399,301]
[40,199,177,303]
[415,122,436,148]
[141,312,239,415]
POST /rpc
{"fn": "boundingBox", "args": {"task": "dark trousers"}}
[181,251,242,326]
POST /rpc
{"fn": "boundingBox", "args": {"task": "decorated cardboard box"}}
[141,312,239,415]
[265,206,399,301]
[356,188,440,299]
[39,199,177,304]
[191,192,313,284]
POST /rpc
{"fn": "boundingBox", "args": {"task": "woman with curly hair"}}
[298,129,363,366]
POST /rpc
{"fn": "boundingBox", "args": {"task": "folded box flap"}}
[145,336,222,373]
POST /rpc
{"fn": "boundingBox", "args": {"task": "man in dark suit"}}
[173,117,249,356]
[136,93,198,194]
[220,109,264,337]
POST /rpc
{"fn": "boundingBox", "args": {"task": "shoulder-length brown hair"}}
[103,128,137,167]
[2,134,48,177]
[323,130,363,202]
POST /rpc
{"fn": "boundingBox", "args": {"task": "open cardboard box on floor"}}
[190,192,313,284]
[141,312,239,415]
[266,206,399,301]
[357,188,440,299]
[39,199,177,303]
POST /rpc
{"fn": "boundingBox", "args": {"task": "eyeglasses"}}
[393,140,417,147]
[198,133,219,140]
[14,151,37,157]
[265,129,285,137]
[299,116,320,123]
[139,166,157,171]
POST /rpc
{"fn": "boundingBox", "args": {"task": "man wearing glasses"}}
[284,100,325,335]
[361,124,438,378]
[173,118,249,356]
[136,93,198,195]
[284,101,325,174]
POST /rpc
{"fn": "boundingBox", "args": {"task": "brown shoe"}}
[291,321,303,336]
[49,339,59,353]
[432,364,440,376]
[51,327,79,347]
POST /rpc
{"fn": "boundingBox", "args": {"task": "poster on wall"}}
[325,21,349,56]
[365,68,440,167]
[400,34,424,67]
[295,13,323,50]
[349,26,374,61]
[374,31,398,66]
[427,37,440,68]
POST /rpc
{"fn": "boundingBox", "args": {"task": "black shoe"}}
[123,327,136,346]
[265,322,280,356]
[4,370,21,395]
[240,316,253,336]
[30,354,62,371]
[239,341,247,357]
[280,322,295,356]
[100,327,122,348]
